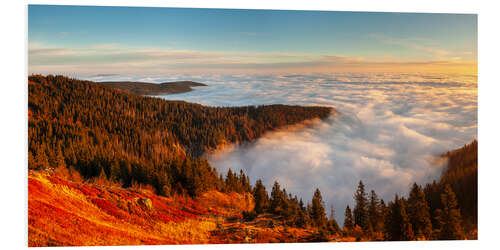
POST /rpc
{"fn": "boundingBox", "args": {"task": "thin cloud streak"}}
[29,43,476,75]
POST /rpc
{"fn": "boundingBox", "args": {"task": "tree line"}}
[244,140,477,241]
[341,181,466,241]
[28,75,332,197]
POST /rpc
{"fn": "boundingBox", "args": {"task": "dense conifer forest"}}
[99,80,207,95]
[28,75,332,197]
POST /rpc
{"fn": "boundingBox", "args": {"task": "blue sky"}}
[28,5,477,75]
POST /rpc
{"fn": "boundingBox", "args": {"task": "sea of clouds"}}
[84,73,477,223]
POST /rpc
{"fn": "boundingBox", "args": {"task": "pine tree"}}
[110,159,121,181]
[310,188,327,228]
[436,184,465,240]
[252,179,269,214]
[34,150,49,170]
[368,190,383,232]
[385,195,414,241]
[407,183,433,240]
[379,199,387,230]
[343,205,354,231]
[270,181,285,215]
[96,167,108,186]
[353,181,370,231]
[328,205,340,234]
[329,204,336,222]
[299,198,305,212]
[28,151,35,169]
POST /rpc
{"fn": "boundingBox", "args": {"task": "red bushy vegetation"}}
[28,172,253,246]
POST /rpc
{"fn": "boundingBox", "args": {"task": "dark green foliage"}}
[441,140,477,232]
[100,80,207,95]
[368,190,384,233]
[270,181,287,215]
[424,180,443,230]
[252,179,270,214]
[384,195,414,241]
[424,140,477,235]
[343,205,354,231]
[256,180,309,228]
[407,183,433,240]
[223,169,252,194]
[327,205,341,234]
[353,181,371,232]
[436,184,465,240]
[28,75,331,197]
[310,188,327,228]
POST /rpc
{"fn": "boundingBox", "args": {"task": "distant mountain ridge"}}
[99,80,207,95]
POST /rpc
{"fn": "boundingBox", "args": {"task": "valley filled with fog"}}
[86,73,477,223]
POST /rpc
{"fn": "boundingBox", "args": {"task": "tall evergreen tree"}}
[407,183,433,240]
[252,179,269,214]
[343,205,354,231]
[270,181,286,215]
[28,151,35,169]
[55,149,66,170]
[329,204,336,222]
[327,205,340,234]
[379,199,387,233]
[368,190,384,232]
[353,181,371,231]
[34,150,49,170]
[436,184,465,240]
[310,188,327,228]
[385,195,414,241]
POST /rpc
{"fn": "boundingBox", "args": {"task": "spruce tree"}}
[310,188,327,228]
[328,205,340,234]
[379,199,387,234]
[252,179,269,214]
[436,184,465,240]
[385,195,414,241]
[343,205,354,231]
[353,181,370,231]
[329,204,336,221]
[407,183,433,240]
[34,150,49,170]
[55,149,66,169]
[368,190,383,232]
[270,181,285,215]
[110,159,120,181]
[28,151,35,169]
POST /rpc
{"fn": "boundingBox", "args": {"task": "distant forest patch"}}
[99,80,207,95]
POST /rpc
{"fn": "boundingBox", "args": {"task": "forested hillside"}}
[424,140,478,235]
[28,75,333,197]
[99,80,207,95]
[335,141,478,241]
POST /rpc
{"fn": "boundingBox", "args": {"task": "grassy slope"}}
[28,171,326,246]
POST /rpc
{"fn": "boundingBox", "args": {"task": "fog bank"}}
[85,73,477,223]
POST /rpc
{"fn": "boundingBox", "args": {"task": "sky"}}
[28,5,477,75]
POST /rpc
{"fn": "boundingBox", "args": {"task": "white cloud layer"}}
[84,73,477,223]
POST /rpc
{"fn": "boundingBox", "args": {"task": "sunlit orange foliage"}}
[28,171,251,246]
